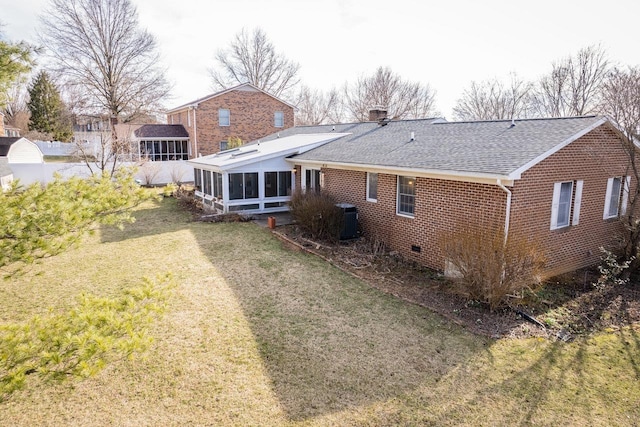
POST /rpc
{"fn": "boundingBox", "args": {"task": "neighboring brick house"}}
[271,115,635,277]
[166,83,295,157]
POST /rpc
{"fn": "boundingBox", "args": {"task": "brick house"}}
[270,115,635,277]
[166,83,295,157]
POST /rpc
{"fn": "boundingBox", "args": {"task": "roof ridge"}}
[446,115,601,125]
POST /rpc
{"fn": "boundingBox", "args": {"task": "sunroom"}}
[188,133,348,213]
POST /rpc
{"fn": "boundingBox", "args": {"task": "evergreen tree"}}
[27,70,72,141]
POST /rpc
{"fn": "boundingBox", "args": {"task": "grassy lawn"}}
[1,197,638,426]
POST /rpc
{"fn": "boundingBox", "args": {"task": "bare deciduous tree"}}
[40,0,170,174]
[2,80,30,132]
[343,67,438,122]
[294,85,343,125]
[209,28,300,99]
[531,45,609,117]
[453,74,532,121]
[599,66,640,269]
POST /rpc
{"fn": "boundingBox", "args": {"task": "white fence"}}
[10,160,194,187]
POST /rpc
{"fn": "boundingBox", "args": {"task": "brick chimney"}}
[368,108,388,122]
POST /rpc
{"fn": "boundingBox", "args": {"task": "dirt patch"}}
[273,225,640,340]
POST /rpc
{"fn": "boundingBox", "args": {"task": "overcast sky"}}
[3,0,640,119]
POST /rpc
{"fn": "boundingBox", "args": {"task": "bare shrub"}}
[169,165,187,185]
[440,228,547,310]
[174,186,202,212]
[199,213,253,223]
[288,189,343,241]
[138,160,161,186]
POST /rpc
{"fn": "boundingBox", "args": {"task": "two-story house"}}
[166,83,295,157]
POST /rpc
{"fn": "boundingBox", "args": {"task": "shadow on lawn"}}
[188,221,491,420]
[436,326,640,425]
[100,201,489,419]
[99,199,640,422]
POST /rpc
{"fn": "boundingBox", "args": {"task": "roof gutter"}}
[288,158,514,186]
[496,179,512,246]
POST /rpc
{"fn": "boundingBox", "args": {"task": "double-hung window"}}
[274,111,284,127]
[397,176,416,217]
[219,109,230,126]
[604,176,630,219]
[550,180,583,229]
[366,172,378,202]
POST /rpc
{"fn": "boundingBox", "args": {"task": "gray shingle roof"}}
[281,116,608,177]
[0,137,22,157]
[134,124,189,138]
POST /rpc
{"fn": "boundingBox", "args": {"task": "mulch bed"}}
[174,191,639,341]
[272,224,640,340]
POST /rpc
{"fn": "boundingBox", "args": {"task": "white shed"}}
[188,133,349,214]
[0,137,44,164]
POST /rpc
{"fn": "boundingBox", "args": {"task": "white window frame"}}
[397,176,416,218]
[274,111,284,128]
[604,176,630,219]
[366,172,378,202]
[302,167,322,192]
[550,180,583,230]
[219,108,230,127]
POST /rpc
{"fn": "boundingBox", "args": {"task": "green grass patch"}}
[0,197,638,425]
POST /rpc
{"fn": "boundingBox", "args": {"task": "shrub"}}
[595,247,633,288]
[440,228,547,310]
[288,189,343,241]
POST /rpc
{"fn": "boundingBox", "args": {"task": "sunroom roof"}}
[188,133,350,170]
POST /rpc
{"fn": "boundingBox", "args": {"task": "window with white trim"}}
[265,171,292,197]
[229,172,258,200]
[203,170,212,196]
[604,176,630,219]
[366,172,378,202]
[305,168,321,193]
[194,168,202,192]
[219,108,230,126]
[139,140,188,161]
[550,180,583,230]
[274,111,284,127]
[397,176,416,217]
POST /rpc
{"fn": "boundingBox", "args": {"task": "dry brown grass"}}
[0,198,638,426]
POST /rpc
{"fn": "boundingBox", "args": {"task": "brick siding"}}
[319,123,634,276]
[323,169,506,270]
[509,124,634,276]
[167,88,294,157]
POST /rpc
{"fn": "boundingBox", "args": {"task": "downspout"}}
[496,179,512,246]
[192,105,199,157]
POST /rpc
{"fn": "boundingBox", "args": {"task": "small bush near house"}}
[595,246,634,288]
[440,228,547,310]
[288,189,343,241]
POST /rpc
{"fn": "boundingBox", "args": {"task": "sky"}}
[3,0,640,120]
